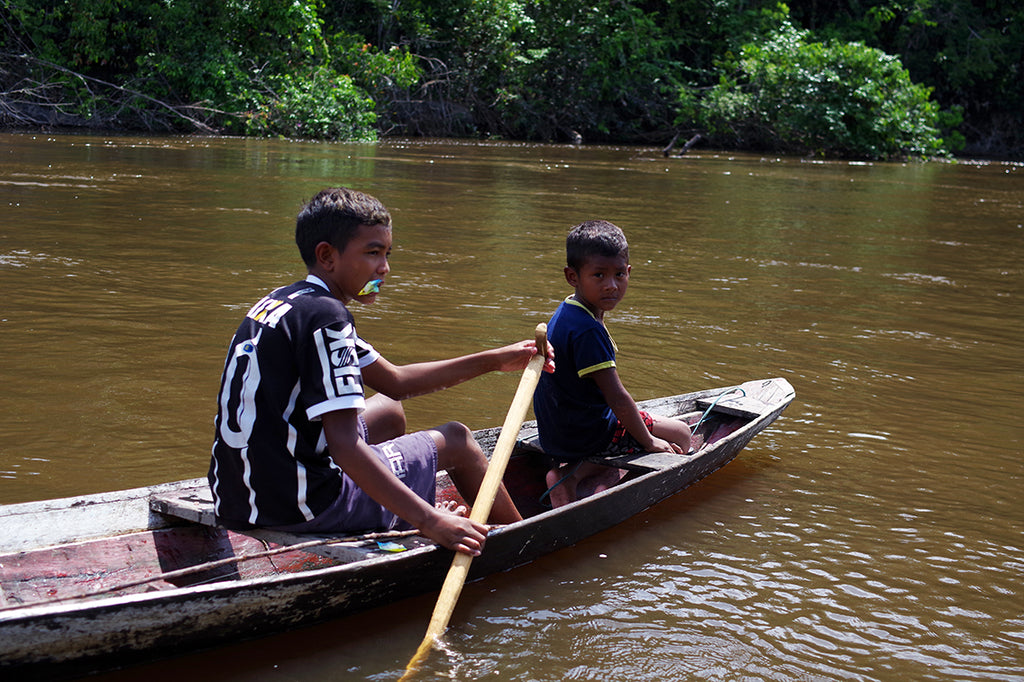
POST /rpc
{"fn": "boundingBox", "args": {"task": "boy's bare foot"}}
[576,466,626,499]
[545,462,627,508]
[545,465,577,509]
[436,499,469,517]
[688,433,705,453]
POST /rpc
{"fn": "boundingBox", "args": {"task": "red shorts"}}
[606,411,656,456]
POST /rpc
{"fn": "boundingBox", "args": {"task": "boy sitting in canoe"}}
[533,220,692,508]
[209,188,549,555]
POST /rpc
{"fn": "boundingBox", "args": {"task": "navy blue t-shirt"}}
[533,296,618,460]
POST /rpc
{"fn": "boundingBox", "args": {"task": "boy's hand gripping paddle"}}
[400,323,548,680]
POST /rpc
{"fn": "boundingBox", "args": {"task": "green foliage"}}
[693,20,948,159]
[2,0,1019,156]
[4,0,143,69]
[783,0,1023,156]
[483,0,686,141]
[136,0,328,105]
[329,33,422,99]
[1,0,379,138]
[874,0,1022,156]
[240,67,377,141]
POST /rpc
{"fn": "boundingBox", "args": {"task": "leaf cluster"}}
[1,0,408,139]
[693,20,948,158]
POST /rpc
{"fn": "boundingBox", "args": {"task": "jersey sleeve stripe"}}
[578,360,616,378]
[307,395,366,421]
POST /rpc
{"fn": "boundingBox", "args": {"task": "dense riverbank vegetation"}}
[1,1,1020,159]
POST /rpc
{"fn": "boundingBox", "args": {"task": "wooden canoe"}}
[0,378,794,679]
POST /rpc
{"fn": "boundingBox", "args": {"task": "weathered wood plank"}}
[149,484,216,526]
[696,378,797,419]
[0,478,207,554]
[0,525,344,608]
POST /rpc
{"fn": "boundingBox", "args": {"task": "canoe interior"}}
[0,526,337,608]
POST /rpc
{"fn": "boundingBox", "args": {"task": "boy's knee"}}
[364,394,406,443]
[436,420,474,446]
[433,421,483,464]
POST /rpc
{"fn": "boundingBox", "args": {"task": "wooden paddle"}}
[400,323,548,680]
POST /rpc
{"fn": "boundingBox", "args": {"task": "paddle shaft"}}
[463,325,548,527]
[402,323,547,677]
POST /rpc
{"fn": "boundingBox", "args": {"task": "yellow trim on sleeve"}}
[564,296,619,376]
[578,360,616,378]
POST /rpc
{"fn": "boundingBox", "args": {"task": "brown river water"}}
[1,133,1021,680]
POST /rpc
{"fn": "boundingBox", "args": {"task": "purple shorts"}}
[271,419,438,534]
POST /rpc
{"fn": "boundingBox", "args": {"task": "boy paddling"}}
[210,188,550,555]
[533,220,692,508]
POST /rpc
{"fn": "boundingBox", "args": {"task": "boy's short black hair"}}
[295,188,392,267]
[565,220,629,270]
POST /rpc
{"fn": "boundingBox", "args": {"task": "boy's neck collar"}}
[305,273,330,291]
[567,293,602,321]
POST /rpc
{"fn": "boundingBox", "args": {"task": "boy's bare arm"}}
[361,339,547,400]
[589,368,681,454]
[320,410,488,555]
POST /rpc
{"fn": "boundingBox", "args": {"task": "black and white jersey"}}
[209,276,379,528]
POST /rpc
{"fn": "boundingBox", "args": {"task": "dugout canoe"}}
[0,377,794,679]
